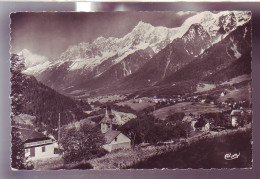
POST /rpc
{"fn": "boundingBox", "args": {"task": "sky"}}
[10,11,196,58]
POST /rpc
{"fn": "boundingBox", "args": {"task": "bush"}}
[119,115,191,145]
[60,123,106,163]
[11,127,34,170]
[194,118,207,129]
[166,112,185,123]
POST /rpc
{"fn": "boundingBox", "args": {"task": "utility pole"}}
[58,113,61,154]
[154,106,156,124]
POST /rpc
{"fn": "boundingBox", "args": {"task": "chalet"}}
[153,98,160,103]
[200,99,206,103]
[101,109,131,152]
[201,122,210,131]
[18,128,57,160]
[230,110,243,127]
[182,114,197,131]
[134,98,143,103]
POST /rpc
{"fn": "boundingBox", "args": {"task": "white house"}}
[201,122,210,131]
[103,130,131,152]
[230,110,242,127]
[18,128,57,160]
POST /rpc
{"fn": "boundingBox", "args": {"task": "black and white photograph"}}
[10,11,252,170]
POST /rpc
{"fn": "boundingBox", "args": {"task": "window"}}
[115,137,117,142]
[42,146,45,152]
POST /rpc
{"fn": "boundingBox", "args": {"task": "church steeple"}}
[101,107,113,133]
[105,107,109,119]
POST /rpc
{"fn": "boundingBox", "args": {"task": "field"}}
[130,126,252,169]
[218,86,251,103]
[29,124,251,170]
[87,125,251,169]
[153,102,227,120]
[196,83,216,93]
[117,97,156,111]
[31,155,64,170]
[88,94,126,103]
[221,74,251,86]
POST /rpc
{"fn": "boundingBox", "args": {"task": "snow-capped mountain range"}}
[17,11,251,95]
[18,49,51,75]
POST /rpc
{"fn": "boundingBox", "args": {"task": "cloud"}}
[176,11,197,17]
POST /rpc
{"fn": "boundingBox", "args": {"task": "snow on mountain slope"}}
[180,11,251,57]
[182,11,251,37]
[57,11,251,74]
[19,11,251,94]
[59,21,179,72]
[23,61,51,75]
[18,49,48,68]
[18,49,50,75]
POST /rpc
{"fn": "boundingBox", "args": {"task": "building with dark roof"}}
[18,128,57,160]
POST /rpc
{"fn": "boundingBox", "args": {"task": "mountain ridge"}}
[17,11,251,97]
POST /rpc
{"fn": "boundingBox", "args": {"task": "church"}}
[101,108,131,152]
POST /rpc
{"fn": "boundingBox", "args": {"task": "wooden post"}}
[153,106,156,124]
[58,113,61,153]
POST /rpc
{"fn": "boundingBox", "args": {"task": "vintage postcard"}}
[10,11,252,170]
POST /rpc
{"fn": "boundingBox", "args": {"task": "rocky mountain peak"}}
[18,11,251,96]
[17,49,48,69]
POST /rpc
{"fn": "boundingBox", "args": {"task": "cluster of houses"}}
[132,96,206,105]
[133,94,249,111]
[182,108,248,133]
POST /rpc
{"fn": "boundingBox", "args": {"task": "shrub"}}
[60,123,106,163]
[166,112,185,123]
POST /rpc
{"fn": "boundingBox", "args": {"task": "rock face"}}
[18,11,251,96]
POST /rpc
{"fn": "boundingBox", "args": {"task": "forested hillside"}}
[10,54,90,129]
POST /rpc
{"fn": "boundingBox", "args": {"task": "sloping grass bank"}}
[32,125,251,170]
[128,125,252,169]
[88,125,251,169]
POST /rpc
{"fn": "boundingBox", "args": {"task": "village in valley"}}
[10,11,252,169]
[12,84,251,169]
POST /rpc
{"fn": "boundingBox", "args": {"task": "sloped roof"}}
[231,110,242,116]
[104,130,121,144]
[17,128,50,143]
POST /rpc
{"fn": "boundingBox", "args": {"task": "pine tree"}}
[11,127,26,169]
